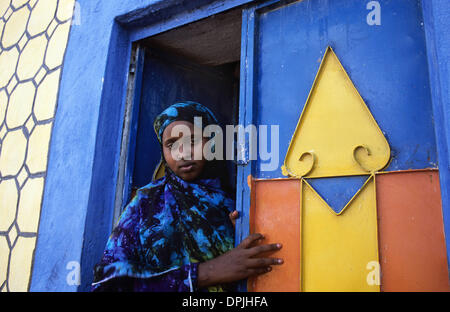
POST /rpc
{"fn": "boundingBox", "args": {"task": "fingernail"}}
[267,267,272,272]
[277,243,282,248]
[277,259,283,264]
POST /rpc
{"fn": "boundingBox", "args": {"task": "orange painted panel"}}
[376,171,450,292]
[248,179,301,292]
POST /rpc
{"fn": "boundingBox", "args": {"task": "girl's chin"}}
[177,171,201,181]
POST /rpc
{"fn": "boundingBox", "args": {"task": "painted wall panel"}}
[421,0,450,273]
[0,0,74,292]
[248,171,450,291]
[376,170,450,292]
[248,176,380,292]
[248,179,301,292]
[302,176,379,292]
[254,0,437,179]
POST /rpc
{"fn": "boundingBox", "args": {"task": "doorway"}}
[115,7,242,223]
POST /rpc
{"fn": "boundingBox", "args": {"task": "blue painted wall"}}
[30,0,153,292]
[422,0,450,272]
[30,0,254,292]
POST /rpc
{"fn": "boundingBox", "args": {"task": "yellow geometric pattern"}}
[282,47,389,291]
[301,176,380,291]
[282,47,390,178]
[0,0,74,292]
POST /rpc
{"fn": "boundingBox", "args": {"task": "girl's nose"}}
[175,141,191,160]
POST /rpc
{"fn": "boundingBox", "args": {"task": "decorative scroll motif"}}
[282,151,315,178]
[282,46,390,179]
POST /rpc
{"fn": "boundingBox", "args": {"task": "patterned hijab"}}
[92,102,235,291]
[153,101,219,144]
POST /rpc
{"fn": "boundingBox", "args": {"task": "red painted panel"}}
[376,170,450,291]
[248,179,301,292]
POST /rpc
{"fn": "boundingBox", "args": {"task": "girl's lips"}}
[179,163,195,172]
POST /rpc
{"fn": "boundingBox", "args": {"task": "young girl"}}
[92,101,283,292]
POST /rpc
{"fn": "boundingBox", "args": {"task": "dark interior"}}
[131,7,242,194]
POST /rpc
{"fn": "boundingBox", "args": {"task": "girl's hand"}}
[229,210,239,227]
[197,233,283,288]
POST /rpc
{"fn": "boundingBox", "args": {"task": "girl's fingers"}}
[247,257,283,268]
[229,211,239,227]
[248,243,282,257]
[229,210,239,219]
[238,233,264,249]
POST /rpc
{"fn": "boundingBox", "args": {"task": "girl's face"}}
[162,120,208,181]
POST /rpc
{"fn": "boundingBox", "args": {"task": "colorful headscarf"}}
[153,101,219,144]
[92,102,235,292]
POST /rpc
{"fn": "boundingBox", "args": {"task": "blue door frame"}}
[30,0,450,291]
